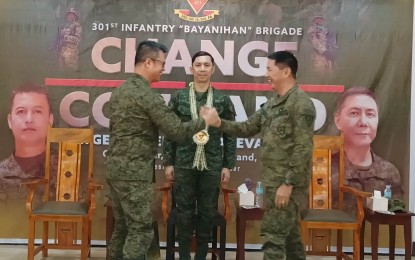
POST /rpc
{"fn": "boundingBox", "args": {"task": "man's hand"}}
[274,184,293,209]
[199,106,210,117]
[200,107,221,127]
[164,166,174,181]
[221,168,231,182]
[212,115,221,128]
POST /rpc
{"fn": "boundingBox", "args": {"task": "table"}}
[236,207,264,260]
[360,207,415,260]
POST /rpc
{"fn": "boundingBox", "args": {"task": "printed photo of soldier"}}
[0,84,57,203]
[307,15,337,75]
[51,7,82,71]
[293,0,342,79]
[331,87,404,213]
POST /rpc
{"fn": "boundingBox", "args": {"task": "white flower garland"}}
[189,82,213,170]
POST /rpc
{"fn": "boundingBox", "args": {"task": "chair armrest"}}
[20,178,48,215]
[155,182,171,192]
[220,183,237,194]
[221,183,236,221]
[87,181,102,219]
[88,180,103,190]
[20,178,48,188]
[340,185,371,226]
[340,186,372,198]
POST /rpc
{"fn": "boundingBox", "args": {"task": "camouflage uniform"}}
[331,151,404,213]
[162,85,236,260]
[0,153,57,202]
[220,85,315,260]
[307,17,336,75]
[105,74,206,260]
[58,20,82,71]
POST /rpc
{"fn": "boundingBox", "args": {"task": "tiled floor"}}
[0,245,413,260]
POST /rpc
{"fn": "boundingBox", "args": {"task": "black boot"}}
[178,241,191,260]
[194,242,208,260]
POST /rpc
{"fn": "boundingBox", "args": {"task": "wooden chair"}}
[21,127,102,260]
[301,134,372,259]
[159,182,236,260]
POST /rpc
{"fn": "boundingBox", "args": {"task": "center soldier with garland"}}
[163,51,236,260]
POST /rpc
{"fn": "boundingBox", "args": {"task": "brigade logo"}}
[174,0,219,22]
[187,0,208,14]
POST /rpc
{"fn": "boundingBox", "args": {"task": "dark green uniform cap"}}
[388,199,406,212]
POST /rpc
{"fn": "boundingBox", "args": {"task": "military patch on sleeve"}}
[305,115,314,127]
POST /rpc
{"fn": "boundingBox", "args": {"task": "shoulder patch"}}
[305,115,314,127]
[299,106,316,116]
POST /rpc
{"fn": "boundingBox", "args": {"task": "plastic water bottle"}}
[384,185,392,199]
[255,181,264,207]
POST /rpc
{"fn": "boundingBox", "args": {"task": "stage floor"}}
[0,245,411,259]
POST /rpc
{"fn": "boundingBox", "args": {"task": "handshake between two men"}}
[199,106,222,128]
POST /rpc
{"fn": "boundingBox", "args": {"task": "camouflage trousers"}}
[174,168,221,260]
[260,187,306,260]
[107,179,159,260]
[311,53,332,75]
[59,45,79,71]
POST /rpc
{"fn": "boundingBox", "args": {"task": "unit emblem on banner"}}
[174,0,219,22]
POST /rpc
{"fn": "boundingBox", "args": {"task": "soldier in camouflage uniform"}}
[0,84,55,202]
[105,41,219,260]
[212,51,316,260]
[332,87,403,213]
[307,15,336,75]
[162,51,236,260]
[58,8,82,71]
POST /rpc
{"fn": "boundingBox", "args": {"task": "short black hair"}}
[191,51,214,64]
[134,40,168,65]
[336,87,378,113]
[10,83,52,114]
[267,51,298,79]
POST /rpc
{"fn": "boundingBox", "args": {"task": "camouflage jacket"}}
[163,85,236,171]
[105,74,206,181]
[60,21,82,48]
[220,85,316,188]
[0,153,57,202]
[331,151,404,213]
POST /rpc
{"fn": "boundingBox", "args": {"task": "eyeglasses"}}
[151,58,166,67]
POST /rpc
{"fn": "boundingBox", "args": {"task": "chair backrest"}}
[309,134,344,210]
[307,134,344,251]
[303,134,370,259]
[43,127,94,203]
